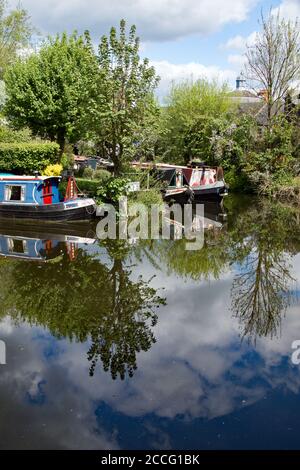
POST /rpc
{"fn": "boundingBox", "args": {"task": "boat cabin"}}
[149,164,227,203]
[0,174,62,205]
[0,234,61,261]
[153,165,222,188]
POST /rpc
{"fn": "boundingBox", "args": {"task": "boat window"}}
[5,185,25,202]
[169,175,176,187]
[8,238,28,255]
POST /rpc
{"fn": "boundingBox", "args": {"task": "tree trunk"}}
[267,100,273,130]
[112,143,123,176]
[113,157,121,176]
[57,129,66,157]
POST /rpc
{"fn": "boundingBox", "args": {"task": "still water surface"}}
[0,196,300,449]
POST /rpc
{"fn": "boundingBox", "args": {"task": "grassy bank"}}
[267,177,300,204]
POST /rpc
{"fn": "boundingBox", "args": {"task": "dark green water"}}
[0,196,300,449]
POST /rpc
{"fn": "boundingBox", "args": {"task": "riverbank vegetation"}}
[0,139,59,174]
[0,3,299,202]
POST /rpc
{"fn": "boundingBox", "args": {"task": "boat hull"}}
[0,198,97,222]
[164,183,228,204]
[192,185,228,202]
[163,188,192,204]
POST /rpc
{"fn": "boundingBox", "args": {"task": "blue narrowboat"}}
[0,174,97,222]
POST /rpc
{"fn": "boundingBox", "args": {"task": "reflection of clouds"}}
[27,374,46,405]
[143,422,172,450]
[57,261,300,423]
[0,316,14,335]
[1,253,300,448]
[103,279,253,420]
[116,255,300,420]
[291,254,300,287]
[0,326,119,450]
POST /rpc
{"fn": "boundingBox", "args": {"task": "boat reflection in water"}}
[0,201,227,261]
[0,221,97,262]
[164,201,227,240]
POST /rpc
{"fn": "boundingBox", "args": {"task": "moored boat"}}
[0,173,97,222]
[132,162,228,204]
[157,163,228,203]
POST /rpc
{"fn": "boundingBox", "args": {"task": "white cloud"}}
[222,35,247,50]
[222,0,300,72]
[223,0,300,52]
[221,31,258,50]
[272,0,300,22]
[227,54,247,67]
[223,1,300,54]
[12,0,259,41]
[151,60,236,97]
[221,32,257,72]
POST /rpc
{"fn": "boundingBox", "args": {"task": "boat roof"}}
[131,162,217,171]
[0,174,61,182]
[132,162,188,170]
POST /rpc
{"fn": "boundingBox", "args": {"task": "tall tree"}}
[159,79,233,165]
[0,0,34,78]
[244,11,300,126]
[4,31,99,154]
[93,19,160,175]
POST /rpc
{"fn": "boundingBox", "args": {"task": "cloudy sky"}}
[10,0,300,96]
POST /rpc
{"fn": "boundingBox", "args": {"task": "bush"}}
[76,178,100,197]
[81,167,112,181]
[131,189,163,207]
[0,125,33,143]
[42,164,63,176]
[61,152,74,170]
[82,167,94,179]
[93,169,111,182]
[225,168,252,193]
[97,177,130,204]
[0,142,60,174]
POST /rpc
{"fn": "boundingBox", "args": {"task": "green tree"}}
[159,79,234,165]
[4,31,99,154]
[92,19,160,175]
[0,0,34,78]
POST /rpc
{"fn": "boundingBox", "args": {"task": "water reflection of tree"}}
[0,198,299,360]
[229,201,299,341]
[88,240,165,379]
[136,228,229,282]
[0,240,166,380]
[137,198,300,341]
[231,250,293,340]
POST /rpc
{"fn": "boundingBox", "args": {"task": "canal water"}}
[0,195,300,450]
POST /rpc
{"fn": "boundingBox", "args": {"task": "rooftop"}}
[0,174,60,182]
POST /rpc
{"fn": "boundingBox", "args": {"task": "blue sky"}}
[141,0,277,65]
[9,0,300,96]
